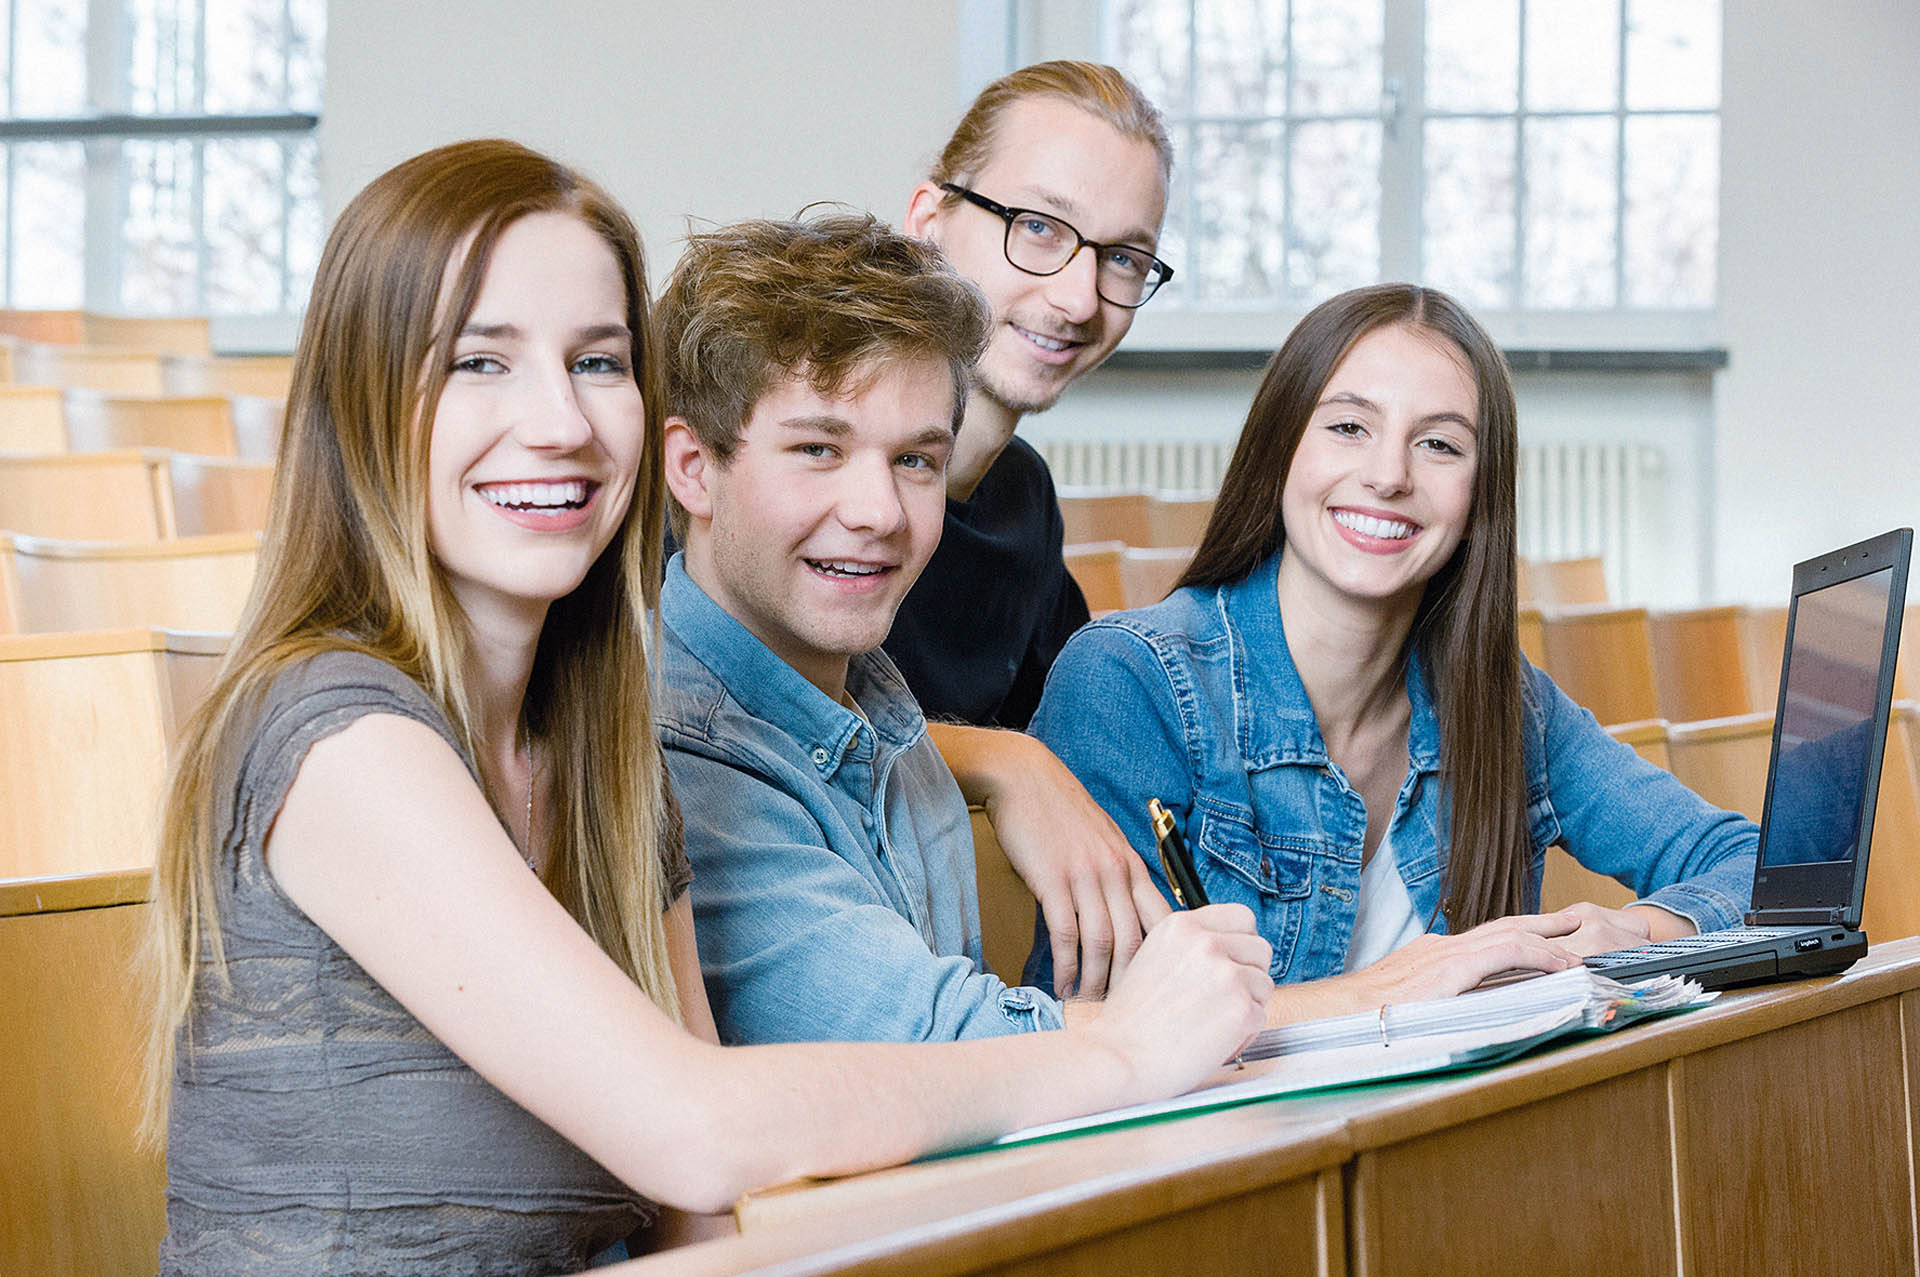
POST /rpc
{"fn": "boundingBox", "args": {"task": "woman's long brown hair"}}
[141,139,680,1140]
[1178,283,1528,931]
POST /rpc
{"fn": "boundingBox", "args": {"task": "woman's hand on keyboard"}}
[1553,901,1697,958]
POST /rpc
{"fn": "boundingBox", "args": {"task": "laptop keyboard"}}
[1587,925,1806,966]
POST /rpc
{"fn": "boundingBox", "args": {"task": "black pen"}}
[1149,798,1209,909]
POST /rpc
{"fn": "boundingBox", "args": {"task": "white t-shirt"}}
[1341,827,1427,973]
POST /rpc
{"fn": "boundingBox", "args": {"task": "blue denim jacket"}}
[1029,550,1758,984]
[656,555,1062,1042]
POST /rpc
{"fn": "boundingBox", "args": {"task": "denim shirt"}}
[656,555,1062,1042]
[1029,550,1758,984]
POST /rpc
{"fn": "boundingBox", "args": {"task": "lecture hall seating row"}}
[0,449,273,544]
[0,385,285,459]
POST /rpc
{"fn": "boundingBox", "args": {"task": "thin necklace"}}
[520,730,538,874]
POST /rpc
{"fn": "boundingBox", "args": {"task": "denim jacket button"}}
[810,746,830,767]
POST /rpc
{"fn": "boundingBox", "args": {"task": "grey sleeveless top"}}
[159,651,692,1275]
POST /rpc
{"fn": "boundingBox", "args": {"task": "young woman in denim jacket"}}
[1031,284,1756,1018]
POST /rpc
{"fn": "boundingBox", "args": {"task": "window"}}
[1091,0,1720,346]
[0,0,323,328]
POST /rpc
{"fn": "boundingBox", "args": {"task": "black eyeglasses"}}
[939,183,1174,308]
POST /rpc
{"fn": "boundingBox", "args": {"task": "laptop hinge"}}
[1745,907,1852,927]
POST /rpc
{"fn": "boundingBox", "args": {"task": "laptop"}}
[1584,527,1913,990]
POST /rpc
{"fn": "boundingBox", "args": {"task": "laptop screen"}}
[1759,564,1898,867]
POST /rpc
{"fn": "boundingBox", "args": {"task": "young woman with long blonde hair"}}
[144,139,1271,1273]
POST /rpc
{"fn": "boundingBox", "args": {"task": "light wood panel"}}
[1525,555,1609,606]
[83,313,210,355]
[0,629,225,878]
[13,345,167,395]
[227,394,286,460]
[1666,712,1773,818]
[0,384,67,452]
[0,872,167,1277]
[1538,604,1659,726]
[0,451,167,541]
[1058,488,1151,547]
[1738,605,1790,714]
[1119,545,1191,608]
[1649,604,1754,721]
[1862,705,1920,942]
[62,391,237,456]
[1675,1000,1913,1276]
[0,308,85,344]
[7,531,258,634]
[161,453,275,536]
[1144,491,1214,548]
[1350,1067,1677,1276]
[162,353,294,400]
[1063,540,1126,614]
[1517,605,1545,668]
[972,807,1037,986]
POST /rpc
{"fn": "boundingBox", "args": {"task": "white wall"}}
[322,1,1920,609]
[324,0,967,274]
[1712,0,1920,603]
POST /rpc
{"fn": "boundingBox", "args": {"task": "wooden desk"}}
[619,937,1920,1275]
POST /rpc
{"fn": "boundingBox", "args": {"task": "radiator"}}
[1039,437,1236,491]
[1039,436,1660,597]
[1516,442,1662,599]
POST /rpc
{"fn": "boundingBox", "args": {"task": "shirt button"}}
[811,746,830,766]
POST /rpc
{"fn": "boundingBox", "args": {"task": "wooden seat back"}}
[1666,712,1774,818]
[1649,605,1755,721]
[162,353,294,400]
[1738,606,1790,717]
[0,308,86,344]
[6,531,258,634]
[1058,488,1152,547]
[1063,540,1126,614]
[1119,545,1192,609]
[1538,604,1659,726]
[63,391,237,457]
[162,454,275,536]
[1526,555,1610,606]
[1144,491,1214,548]
[83,313,210,355]
[970,809,1039,986]
[0,869,168,1275]
[0,385,67,452]
[12,344,167,395]
[1861,703,1920,942]
[227,395,286,460]
[1518,606,1546,668]
[0,628,226,878]
[0,452,168,542]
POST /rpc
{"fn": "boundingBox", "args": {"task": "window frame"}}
[0,0,321,349]
[991,0,1722,354]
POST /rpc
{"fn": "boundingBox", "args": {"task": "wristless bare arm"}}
[267,713,1271,1213]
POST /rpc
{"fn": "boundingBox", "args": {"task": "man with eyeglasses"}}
[885,60,1179,1001]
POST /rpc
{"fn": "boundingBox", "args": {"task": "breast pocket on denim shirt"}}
[1194,805,1310,976]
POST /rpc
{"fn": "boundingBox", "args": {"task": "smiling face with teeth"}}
[665,357,958,700]
[426,212,644,630]
[1277,322,1480,620]
[907,97,1167,426]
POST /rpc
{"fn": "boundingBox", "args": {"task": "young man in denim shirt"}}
[654,213,1093,1042]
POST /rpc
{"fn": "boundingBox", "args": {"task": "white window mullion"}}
[1377,0,1424,284]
